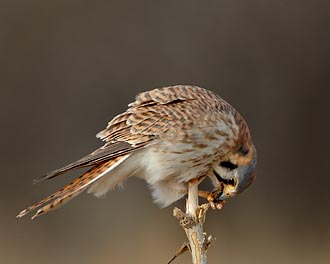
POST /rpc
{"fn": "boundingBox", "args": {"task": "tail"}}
[17,155,129,219]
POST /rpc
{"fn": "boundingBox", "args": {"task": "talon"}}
[199,189,225,210]
[206,194,216,209]
[210,201,217,210]
[206,192,225,210]
[216,202,223,209]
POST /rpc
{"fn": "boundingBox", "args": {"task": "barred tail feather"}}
[17,155,129,219]
[31,188,86,219]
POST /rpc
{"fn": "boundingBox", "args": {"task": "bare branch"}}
[186,181,209,264]
[167,243,189,264]
[171,180,213,264]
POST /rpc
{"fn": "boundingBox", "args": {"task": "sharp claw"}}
[210,201,216,210]
[206,192,225,210]
[216,202,223,209]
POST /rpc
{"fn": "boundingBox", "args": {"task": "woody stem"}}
[185,180,208,264]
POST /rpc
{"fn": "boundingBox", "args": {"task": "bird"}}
[17,85,257,219]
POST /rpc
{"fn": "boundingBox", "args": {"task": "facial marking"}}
[213,169,222,182]
[219,161,237,170]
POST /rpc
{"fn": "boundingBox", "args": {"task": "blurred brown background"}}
[1,1,329,263]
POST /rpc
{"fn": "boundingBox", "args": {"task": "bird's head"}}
[213,144,257,200]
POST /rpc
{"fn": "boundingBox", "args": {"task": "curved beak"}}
[217,185,237,200]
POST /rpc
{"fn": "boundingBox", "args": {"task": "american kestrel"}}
[17,85,257,219]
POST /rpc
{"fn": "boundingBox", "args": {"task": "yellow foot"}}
[198,190,226,209]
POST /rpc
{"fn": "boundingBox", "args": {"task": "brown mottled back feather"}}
[98,85,233,143]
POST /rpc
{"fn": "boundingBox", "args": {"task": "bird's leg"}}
[198,189,226,210]
[187,176,225,209]
[193,175,207,185]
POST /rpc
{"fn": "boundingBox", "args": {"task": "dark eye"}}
[238,146,249,156]
[220,161,237,170]
[228,178,235,186]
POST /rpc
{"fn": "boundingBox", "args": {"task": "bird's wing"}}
[36,85,231,183]
[98,85,231,142]
[34,141,141,183]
